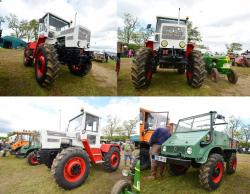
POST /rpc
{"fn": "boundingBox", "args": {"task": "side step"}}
[82,139,103,164]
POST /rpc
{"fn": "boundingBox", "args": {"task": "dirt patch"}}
[91,62,117,95]
[222,74,250,95]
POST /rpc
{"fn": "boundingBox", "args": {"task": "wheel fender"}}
[146,41,154,50]
[196,147,223,164]
[185,43,194,58]
[100,144,121,153]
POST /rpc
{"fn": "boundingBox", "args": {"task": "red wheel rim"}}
[146,70,152,80]
[232,158,237,171]
[110,152,119,168]
[212,161,223,184]
[31,155,38,164]
[187,71,193,80]
[64,157,86,183]
[71,64,80,72]
[36,52,46,78]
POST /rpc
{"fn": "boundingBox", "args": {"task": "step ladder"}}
[82,139,104,164]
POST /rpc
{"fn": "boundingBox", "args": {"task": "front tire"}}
[23,46,33,66]
[51,147,90,190]
[111,179,132,194]
[27,151,40,166]
[186,50,205,88]
[35,43,60,87]
[102,147,120,172]
[227,69,238,84]
[168,163,189,176]
[131,47,153,89]
[199,154,224,191]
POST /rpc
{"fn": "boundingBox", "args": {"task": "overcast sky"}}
[0,0,117,52]
[140,97,250,129]
[0,97,139,135]
[117,0,250,53]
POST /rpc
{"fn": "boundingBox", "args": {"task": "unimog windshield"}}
[176,113,211,133]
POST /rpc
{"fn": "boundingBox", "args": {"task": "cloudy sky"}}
[0,97,139,135]
[117,0,250,53]
[0,0,117,52]
[140,97,250,129]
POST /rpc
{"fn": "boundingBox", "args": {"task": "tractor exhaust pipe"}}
[178,8,180,25]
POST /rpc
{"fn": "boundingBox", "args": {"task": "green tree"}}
[224,116,242,140]
[226,43,242,53]
[103,115,121,140]
[118,13,139,44]
[187,21,202,43]
[24,19,39,41]
[5,13,27,38]
[123,117,138,138]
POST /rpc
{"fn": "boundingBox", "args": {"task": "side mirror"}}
[216,114,225,120]
[147,24,152,29]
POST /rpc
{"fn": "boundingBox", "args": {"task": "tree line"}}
[103,115,138,140]
[4,13,38,41]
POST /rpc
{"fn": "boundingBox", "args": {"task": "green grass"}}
[0,155,124,194]
[141,154,250,194]
[118,58,250,96]
[0,48,116,96]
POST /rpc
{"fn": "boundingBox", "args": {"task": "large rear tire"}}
[199,154,224,191]
[131,47,153,89]
[186,50,205,88]
[51,147,90,190]
[35,43,60,87]
[140,148,150,170]
[168,163,189,176]
[102,147,120,172]
[111,179,132,194]
[68,60,92,77]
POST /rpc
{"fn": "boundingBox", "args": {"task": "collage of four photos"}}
[0,0,250,194]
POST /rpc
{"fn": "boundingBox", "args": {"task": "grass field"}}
[0,154,125,194]
[0,48,116,96]
[141,154,250,194]
[118,58,250,96]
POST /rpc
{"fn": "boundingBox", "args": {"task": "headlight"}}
[122,169,129,177]
[186,147,192,155]
[162,146,167,152]
[179,41,186,48]
[161,40,168,47]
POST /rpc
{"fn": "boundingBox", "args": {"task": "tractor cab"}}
[153,16,188,50]
[38,12,70,38]
[66,111,101,148]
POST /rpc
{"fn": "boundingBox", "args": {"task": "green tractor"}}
[153,111,237,191]
[111,159,140,194]
[203,53,238,84]
[16,132,41,165]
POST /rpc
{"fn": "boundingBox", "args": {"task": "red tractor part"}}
[51,140,121,190]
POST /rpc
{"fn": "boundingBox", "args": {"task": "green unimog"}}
[153,111,237,191]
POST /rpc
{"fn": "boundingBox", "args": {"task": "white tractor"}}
[39,109,121,190]
[24,12,93,87]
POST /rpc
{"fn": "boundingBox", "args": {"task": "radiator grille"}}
[162,26,186,40]
[78,27,90,42]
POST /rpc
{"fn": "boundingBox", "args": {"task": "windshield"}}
[156,18,186,33]
[176,114,211,133]
[49,15,69,31]
[145,112,168,130]
[67,114,84,133]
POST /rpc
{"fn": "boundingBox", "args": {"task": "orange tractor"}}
[10,131,35,154]
[140,108,170,170]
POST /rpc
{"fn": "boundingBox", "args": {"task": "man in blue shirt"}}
[146,124,172,180]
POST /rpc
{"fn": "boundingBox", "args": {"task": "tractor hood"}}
[164,130,209,146]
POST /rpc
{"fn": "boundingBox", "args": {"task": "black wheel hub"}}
[71,164,81,175]
[212,168,220,177]
[38,60,42,69]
